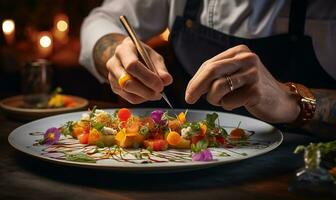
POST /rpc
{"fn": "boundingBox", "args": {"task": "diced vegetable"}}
[171,138,190,149]
[88,128,101,145]
[177,112,186,123]
[78,133,89,144]
[168,119,181,132]
[143,139,168,151]
[166,131,181,146]
[199,123,207,136]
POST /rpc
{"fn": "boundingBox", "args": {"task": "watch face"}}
[296,84,315,99]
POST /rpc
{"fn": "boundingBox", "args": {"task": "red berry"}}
[118,108,132,122]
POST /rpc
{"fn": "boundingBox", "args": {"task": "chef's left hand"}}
[185,45,300,123]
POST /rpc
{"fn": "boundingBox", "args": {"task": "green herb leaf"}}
[90,106,97,118]
[96,141,105,148]
[161,111,175,121]
[65,152,96,163]
[139,126,149,136]
[133,152,143,159]
[205,113,218,129]
[191,140,209,153]
[93,122,105,131]
[60,121,74,136]
[219,152,229,157]
[146,146,153,154]
[294,145,306,154]
[113,109,119,118]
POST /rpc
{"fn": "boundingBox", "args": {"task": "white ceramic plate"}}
[8,109,283,173]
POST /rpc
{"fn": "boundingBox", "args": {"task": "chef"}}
[79,0,336,135]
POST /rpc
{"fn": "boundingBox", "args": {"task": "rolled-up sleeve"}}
[79,0,169,83]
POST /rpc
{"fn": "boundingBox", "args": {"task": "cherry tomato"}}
[78,133,89,144]
[229,128,246,140]
[144,139,168,151]
[118,108,132,122]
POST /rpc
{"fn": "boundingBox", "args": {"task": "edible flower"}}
[191,139,213,161]
[150,109,165,125]
[41,127,61,145]
[192,149,213,161]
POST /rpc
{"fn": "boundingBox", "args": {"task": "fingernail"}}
[185,93,194,104]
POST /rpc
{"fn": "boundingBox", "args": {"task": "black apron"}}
[164,0,336,111]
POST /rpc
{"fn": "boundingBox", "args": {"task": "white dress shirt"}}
[79,0,336,83]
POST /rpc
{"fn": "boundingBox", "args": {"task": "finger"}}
[108,73,147,104]
[207,44,251,63]
[123,78,162,100]
[115,38,164,92]
[219,86,254,111]
[144,45,173,86]
[185,58,240,104]
[206,67,258,106]
[186,52,259,104]
[106,56,125,79]
[190,45,251,84]
[107,57,161,101]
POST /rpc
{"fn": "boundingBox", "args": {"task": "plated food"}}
[0,95,88,121]
[39,107,250,162]
[8,108,283,172]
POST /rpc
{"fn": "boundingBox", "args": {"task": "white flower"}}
[181,127,192,139]
[81,113,90,121]
[102,127,117,135]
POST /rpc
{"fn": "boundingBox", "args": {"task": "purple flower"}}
[150,109,165,125]
[192,149,213,161]
[43,127,61,145]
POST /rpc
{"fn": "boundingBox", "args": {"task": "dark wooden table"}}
[0,100,332,200]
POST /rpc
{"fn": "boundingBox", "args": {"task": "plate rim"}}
[0,95,89,113]
[8,108,283,172]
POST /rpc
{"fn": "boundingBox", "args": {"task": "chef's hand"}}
[106,37,173,104]
[185,45,300,123]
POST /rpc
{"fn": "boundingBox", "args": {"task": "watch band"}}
[285,82,316,127]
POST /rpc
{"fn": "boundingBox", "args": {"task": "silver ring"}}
[225,75,234,92]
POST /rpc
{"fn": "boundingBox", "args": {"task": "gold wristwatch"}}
[285,82,316,126]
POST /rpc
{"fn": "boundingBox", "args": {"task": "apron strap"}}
[183,0,202,21]
[288,0,308,36]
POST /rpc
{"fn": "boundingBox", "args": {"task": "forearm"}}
[93,33,126,79]
[303,89,336,136]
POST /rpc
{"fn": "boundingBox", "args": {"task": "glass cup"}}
[22,59,52,108]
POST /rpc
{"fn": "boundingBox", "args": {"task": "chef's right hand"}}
[106,37,173,104]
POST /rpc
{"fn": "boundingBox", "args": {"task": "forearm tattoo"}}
[93,33,125,79]
[303,89,336,135]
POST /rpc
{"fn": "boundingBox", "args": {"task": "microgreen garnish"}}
[139,126,149,136]
[65,152,96,163]
[204,113,218,130]
[161,111,175,121]
[92,122,105,131]
[59,121,74,136]
[146,146,153,154]
[191,140,209,153]
[96,141,105,148]
[89,106,97,118]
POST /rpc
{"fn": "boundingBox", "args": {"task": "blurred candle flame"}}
[37,32,53,57]
[2,19,15,45]
[56,20,68,32]
[39,35,52,48]
[53,13,69,44]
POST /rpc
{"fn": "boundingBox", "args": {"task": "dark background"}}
[0,0,110,101]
